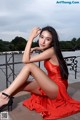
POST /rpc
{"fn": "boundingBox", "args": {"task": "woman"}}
[0,26,80,119]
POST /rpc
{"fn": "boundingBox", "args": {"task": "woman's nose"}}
[42,39,45,44]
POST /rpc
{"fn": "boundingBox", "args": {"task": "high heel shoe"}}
[0,92,14,112]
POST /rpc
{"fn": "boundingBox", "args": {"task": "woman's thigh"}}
[11,79,41,96]
[22,79,41,95]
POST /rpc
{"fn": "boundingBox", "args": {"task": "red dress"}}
[23,60,80,120]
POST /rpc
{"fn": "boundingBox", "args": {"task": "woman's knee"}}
[23,63,33,71]
[23,63,39,73]
[47,86,59,100]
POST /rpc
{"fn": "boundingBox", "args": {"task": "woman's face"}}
[39,30,53,50]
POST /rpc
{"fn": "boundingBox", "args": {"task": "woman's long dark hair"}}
[40,26,69,80]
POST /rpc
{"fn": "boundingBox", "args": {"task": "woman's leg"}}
[11,79,41,96]
[0,79,41,107]
[0,63,58,106]
[3,63,58,98]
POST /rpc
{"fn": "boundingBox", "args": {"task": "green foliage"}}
[32,41,39,48]
[0,39,10,51]
[60,38,80,51]
[76,38,80,49]
[0,37,80,52]
[11,36,27,51]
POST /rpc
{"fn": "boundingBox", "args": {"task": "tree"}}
[76,38,80,50]
[11,36,27,51]
[0,39,10,51]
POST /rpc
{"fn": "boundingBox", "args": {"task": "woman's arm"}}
[30,47,41,53]
[23,47,54,63]
[22,27,54,64]
[22,27,41,63]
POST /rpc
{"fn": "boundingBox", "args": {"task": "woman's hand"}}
[30,48,36,53]
[30,47,43,54]
[29,27,41,40]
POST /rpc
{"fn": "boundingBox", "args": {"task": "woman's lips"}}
[40,44,45,47]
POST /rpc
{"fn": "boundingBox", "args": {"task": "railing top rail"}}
[0,51,24,55]
[0,62,22,66]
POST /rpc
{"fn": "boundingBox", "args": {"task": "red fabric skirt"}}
[23,80,80,119]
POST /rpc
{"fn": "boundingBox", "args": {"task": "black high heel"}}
[0,92,14,112]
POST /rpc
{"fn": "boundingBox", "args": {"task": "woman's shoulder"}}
[45,47,55,54]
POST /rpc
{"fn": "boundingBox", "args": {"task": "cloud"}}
[0,0,80,41]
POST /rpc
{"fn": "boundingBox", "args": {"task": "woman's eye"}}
[47,39,50,41]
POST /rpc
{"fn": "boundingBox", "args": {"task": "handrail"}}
[0,51,80,88]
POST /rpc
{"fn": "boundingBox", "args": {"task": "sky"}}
[0,0,80,41]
